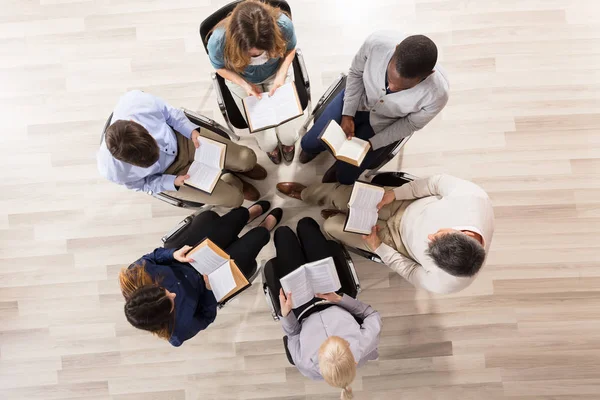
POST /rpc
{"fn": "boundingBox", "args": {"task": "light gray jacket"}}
[342,31,450,150]
[281,295,382,380]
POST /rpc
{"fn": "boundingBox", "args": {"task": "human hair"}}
[119,264,174,340]
[318,336,357,400]
[393,34,438,79]
[218,0,288,73]
[105,119,159,168]
[427,232,486,277]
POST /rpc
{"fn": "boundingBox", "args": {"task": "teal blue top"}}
[207,13,297,84]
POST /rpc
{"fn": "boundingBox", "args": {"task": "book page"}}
[348,181,385,209]
[271,82,302,122]
[185,163,221,193]
[243,93,277,132]
[188,241,229,275]
[280,266,313,308]
[243,82,302,132]
[338,137,370,166]
[207,263,237,302]
[320,120,346,154]
[195,137,226,169]
[346,208,379,235]
[304,257,341,295]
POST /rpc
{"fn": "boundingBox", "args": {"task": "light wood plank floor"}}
[1,0,600,399]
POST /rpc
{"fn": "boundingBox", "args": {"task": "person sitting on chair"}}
[299,32,449,184]
[207,0,300,164]
[276,174,494,294]
[271,217,381,397]
[119,202,282,346]
[97,90,267,207]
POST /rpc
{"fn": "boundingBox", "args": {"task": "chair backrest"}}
[199,0,292,52]
[100,112,113,144]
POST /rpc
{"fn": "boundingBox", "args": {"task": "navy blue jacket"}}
[135,247,218,347]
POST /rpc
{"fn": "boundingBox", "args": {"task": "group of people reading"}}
[98,1,494,398]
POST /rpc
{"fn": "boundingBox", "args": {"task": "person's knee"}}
[274,225,295,246]
[226,190,244,208]
[297,217,319,234]
[238,146,257,170]
[323,218,338,240]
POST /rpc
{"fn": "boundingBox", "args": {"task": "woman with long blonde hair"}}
[319,336,357,399]
[207,0,300,164]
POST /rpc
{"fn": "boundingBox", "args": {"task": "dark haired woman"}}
[119,203,282,346]
[207,0,299,164]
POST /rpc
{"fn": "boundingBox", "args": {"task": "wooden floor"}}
[1,0,600,399]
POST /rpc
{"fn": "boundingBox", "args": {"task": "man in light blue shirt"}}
[97,90,266,207]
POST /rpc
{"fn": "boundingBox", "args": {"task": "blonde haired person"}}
[207,0,300,164]
[273,218,382,391]
[319,336,357,399]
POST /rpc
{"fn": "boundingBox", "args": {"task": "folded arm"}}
[393,173,475,201]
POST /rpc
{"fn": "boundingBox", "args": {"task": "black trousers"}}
[272,217,333,315]
[164,208,269,278]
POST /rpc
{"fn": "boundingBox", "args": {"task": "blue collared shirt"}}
[134,247,218,347]
[97,90,200,194]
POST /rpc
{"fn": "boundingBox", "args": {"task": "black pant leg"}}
[224,227,270,278]
[163,211,220,249]
[297,217,332,262]
[267,226,307,296]
[204,207,249,250]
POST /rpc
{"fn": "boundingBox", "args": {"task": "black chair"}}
[345,171,418,263]
[101,108,235,210]
[199,0,311,135]
[298,73,414,178]
[160,210,263,309]
[262,240,361,322]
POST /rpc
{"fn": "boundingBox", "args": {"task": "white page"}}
[271,82,301,122]
[280,267,313,308]
[320,121,346,153]
[244,94,278,131]
[185,163,221,192]
[346,208,379,235]
[338,137,370,164]
[349,182,385,209]
[304,257,341,295]
[189,245,229,275]
[195,137,225,169]
[208,263,236,302]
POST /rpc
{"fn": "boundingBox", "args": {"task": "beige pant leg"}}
[162,173,244,208]
[261,66,300,147]
[225,79,279,152]
[199,128,257,172]
[301,183,353,211]
[323,215,389,252]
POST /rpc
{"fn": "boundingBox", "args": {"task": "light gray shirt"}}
[280,295,382,380]
[343,31,450,150]
[375,174,495,294]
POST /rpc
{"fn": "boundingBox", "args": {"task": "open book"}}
[242,82,303,133]
[280,257,341,308]
[187,239,249,302]
[344,181,385,235]
[319,120,371,166]
[183,136,226,194]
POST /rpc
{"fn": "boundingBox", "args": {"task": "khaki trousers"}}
[162,129,257,208]
[225,66,300,152]
[302,183,411,257]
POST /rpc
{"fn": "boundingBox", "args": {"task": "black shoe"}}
[322,163,338,183]
[299,149,318,164]
[248,200,271,223]
[259,207,283,232]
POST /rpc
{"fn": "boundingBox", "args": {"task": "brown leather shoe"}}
[299,149,318,164]
[322,163,338,183]
[267,148,282,165]
[276,182,306,200]
[241,179,260,201]
[320,209,343,220]
[237,163,267,180]
[281,144,295,163]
